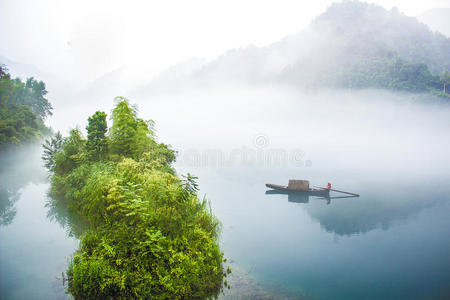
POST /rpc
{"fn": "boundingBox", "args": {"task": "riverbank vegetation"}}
[0,64,52,147]
[43,97,227,299]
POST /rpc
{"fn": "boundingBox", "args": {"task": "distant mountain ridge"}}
[309,2,450,74]
[138,1,450,95]
[0,55,53,81]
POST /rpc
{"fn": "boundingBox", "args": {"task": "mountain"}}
[0,55,53,81]
[307,2,449,74]
[132,58,207,95]
[281,1,450,92]
[137,1,450,95]
[417,8,450,37]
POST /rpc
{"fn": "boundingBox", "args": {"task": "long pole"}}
[314,186,360,197]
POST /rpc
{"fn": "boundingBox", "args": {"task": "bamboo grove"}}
[43,97,229,299]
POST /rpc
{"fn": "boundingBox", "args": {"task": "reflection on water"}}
[0,144,47,226]
[265,190,313,203]
[145,88,450,299]
[266,189,358,205]
[303,187,448,236]
[266,183,448,236]
[45,195,88,239]
[0,143,78,300]
[1,88,450,299]
[194,168,450,300]
[0,186,19,226]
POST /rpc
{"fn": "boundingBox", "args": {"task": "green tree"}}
[109,97,154,159]
[0,64,6,78]
[0,65,52,146]
[443,70,449,94]
[42,131,63,171]
[25,77,53,121]
[109,97,138,158]
[53,128,86,175]
[86,111,108,161]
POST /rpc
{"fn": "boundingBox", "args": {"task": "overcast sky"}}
[1,0,449,85]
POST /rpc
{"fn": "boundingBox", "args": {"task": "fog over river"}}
[2,86,449,299]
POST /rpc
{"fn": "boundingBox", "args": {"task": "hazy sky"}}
[1,0,448,84]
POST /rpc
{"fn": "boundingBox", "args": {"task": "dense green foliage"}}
[0,64,52,146]
[44,98,226,299]
[42,131,63,171]
[283,55,447,94]
[86,111,108,161]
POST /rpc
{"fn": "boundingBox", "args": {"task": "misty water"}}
[0,144,78,299]
[1,87,450,299]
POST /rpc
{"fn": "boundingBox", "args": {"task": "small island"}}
[43,97,229,299]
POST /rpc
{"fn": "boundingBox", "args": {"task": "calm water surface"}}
[0,144,78,300]
[161,90,450,299]
[1,90,450,299]
[205,171,450,299]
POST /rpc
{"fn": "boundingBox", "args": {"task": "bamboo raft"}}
[265,179,359,197]
[265,183,330,196]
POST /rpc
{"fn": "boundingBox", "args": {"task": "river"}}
[1,88,450,299]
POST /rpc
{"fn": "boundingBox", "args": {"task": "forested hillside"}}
[140,1,450,96]
[281,1,450,93]
[0,64,52,146]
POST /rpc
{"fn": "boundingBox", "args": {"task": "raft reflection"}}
[265,184,449,236]
[265,189,358,204]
